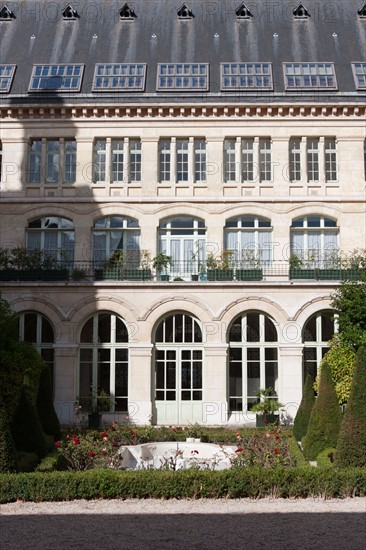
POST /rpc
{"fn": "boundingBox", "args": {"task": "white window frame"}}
[351,62,366,90]
[27,216,75,263]
[157,64,209,91]
[290,216,339,267]
[283,63,338,90]
[289,138,301,182]
[92,138,141,184]
[220,63,273,90]
[0,64,16,93]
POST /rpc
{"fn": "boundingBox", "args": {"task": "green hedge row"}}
[0,467,365,503]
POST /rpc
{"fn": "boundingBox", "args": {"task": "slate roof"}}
[0,0,365,104]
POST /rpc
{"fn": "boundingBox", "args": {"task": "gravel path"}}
[1,498,365,550]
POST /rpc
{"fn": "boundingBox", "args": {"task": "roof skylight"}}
[92,64,146,91]
[157,64,209,91]
[29,64,84,92]
[283,63,337,90]
[221,63,273,90]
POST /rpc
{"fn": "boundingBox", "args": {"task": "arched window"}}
[27,217,74,263]
[93,216,140,267]
[154,313,203,424]
[302,310,336,385]
[158,217,206,277]
[290,216,338,267]
[224,216,272,266]
[228,312,278,412]
[79,313,129,412]
[18,312,55,393]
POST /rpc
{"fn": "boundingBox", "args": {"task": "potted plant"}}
[121,249,152,281]
[102,249,124,280]
[76,390,114,428]
[152,252,172,281]
[251,387,283,427]
[206,249,234,281]
[236,250,263,281]
[289,253,317,280]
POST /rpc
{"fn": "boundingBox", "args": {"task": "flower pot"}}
[88,412,102,429]
[158,273,170,281]
[255,414,279,427]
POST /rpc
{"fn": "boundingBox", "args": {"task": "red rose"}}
[73,439,80,445]
[275,435,280,440]
[101,431,107,437]
[273,448,279,454]
[235,448,243,453]
[88,452,95,457]
[263,419,269,425]
[55,441,61,447]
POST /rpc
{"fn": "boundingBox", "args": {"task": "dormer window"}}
[358,4,366,17]
[120,3,137,19]
[62,4,79,20]
[0,4,15,20]
[235,3,253,19]
[293,3,310,18]
[177,4,194,18]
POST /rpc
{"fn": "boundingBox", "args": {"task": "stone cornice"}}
[0,103,365,120]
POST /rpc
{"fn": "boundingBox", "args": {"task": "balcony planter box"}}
[99,268,121,280]
[255,413,279,427]
[121,268,152,281]
[340,269,365,281]
[88,412,102,429]
[207,269,234,281]
[191,274,199,281]
[289,268,317,280]
[0,268,69,281]
[0,269,18,281]
[316,269,342,280]
[235,268,263,281]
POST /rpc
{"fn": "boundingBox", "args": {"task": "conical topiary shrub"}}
[293,373,315,441]
[11,387,47,460]
[302,361,342,461]
[36,365,61,441]
[0,400,17,472]
[334,346,366,468]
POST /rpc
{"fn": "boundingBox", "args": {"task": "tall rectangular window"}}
[129,139,141,182]
[259,138,271,182]
[28,140,42,184]
[159,139,171,182]
[324,138,337,182]
[93,140,107,182]
[111,140,124,182]
[176,139,189,182]
[64,140,77,184]
[224,139,236,182]
[289,138,301,182]
[194,139,206,182]
[307,138,319,182]
[242,139,254,181]
[28,139,76,184]
[364,140,366,181]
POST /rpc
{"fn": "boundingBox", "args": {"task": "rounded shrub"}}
[36,365,61,441]
[11,388,47,460]
[302,361,342,461]
[293,373,315,441]
[334,346,366,467]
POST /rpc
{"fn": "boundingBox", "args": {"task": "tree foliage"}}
[314,337,356,405]
[331,279,366,349]
[10,387,47,460]
[293,374,315,441]
[302,362,342,461]
[334,346,366,468]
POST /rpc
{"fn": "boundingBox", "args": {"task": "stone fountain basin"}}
[118,441,237,470]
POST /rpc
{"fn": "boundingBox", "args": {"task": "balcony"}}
[0,261,364,283]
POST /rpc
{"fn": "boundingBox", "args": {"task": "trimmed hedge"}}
[36,365,61,441]
[0,468,365,503]
[0,402,17,472]
[302,361,342,460]
[334,346,366,467]
[293,373,315,441]
[10,388,47,460]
